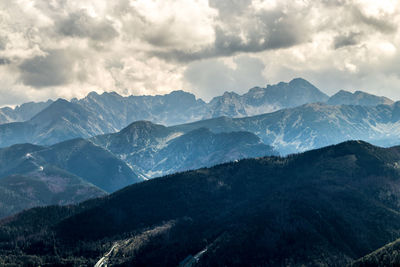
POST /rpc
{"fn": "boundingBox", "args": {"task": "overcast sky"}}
[1,0,400,106]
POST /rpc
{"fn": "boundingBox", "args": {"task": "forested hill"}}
[2,141,400,266]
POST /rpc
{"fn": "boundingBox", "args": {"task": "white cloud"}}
[184,55,267,100]
[129,0,216,50]
[1,0,400,106]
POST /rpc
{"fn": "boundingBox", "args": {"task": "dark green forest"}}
[3,141,400,266]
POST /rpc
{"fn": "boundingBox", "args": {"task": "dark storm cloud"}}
[350,7,397,34]
[0,36,7,51]
[2,0,400,106]
[153,8,308,62]
[151,0,398,63]
[333,32,362,49]
[18,50,76,87]
[56,11,118,42]
[208,0,252,16]
[216,9,305,52]
[142,19,182,47]
[0,58,11,65]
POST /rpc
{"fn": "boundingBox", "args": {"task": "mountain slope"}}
[154,128,275,174]
[352,238,400,266]
[172,102,400,154]
[327,90,394,106]
[0,139,143,218]
[0,78,330,148]
[74,90,208,128]
[0,100,53,125]
[0,166,105,218]
[1,79,397,152]
[0,143,46,178]
[13,97,398,157]
[0,99,116,147]
[0,139,142,193]
[76,78,329,125]
[2,141,400,265]
[91,121,277,178]
[35,138,142,192]
[206,78,329,118]
[29,99,116,143]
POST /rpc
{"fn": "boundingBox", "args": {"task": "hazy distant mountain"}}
[72,78,330,124]
[172,102,400,154]
[91,121,277,178]
[0,93,208,147]
[0,100,53,124]
[0,78,398,153]
[4,99,400,155]
[5,79,395,130]
[29,99,116,143]
[70,78,330,128]
[73,90,208,128]
[206,78,329,118]
[3,141,400,265]
[206,91,248,118]
[0,78,330,131]
[327,90,394,106]
[0,99,116,147]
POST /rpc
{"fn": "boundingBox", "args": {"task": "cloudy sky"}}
[0,0,400,106]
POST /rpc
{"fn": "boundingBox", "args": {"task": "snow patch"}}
[155,132,184,149]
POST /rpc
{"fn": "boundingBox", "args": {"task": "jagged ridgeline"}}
[3,141,400,266]
[0,123,277,219]
[0,78,399,156]
[0,78,328,126]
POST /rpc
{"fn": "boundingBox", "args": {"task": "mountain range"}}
[1,78,329,126]
[204,78,329,118]
[1,78,393,128]
[0,78,397,156]
[1,77,400,265]
[0,139,141,218]
[327,90,393,106]
[2,141,400,265]
[170,102,400,154]
[91,121,276,178]
[0,122,276,217]
[0,99,116,147]
[0,78,329,148]
[0,100,53,125]
[0,139,141,193]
